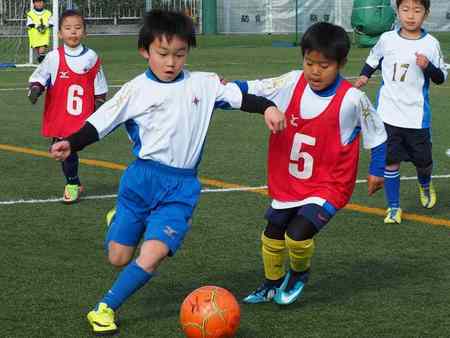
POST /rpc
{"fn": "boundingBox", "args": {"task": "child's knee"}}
[136,240,170,273]
[107,243,134,267]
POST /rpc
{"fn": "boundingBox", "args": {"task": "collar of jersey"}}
[64,44,88,57]
[396,28,427,40]
[145,68,184,83]
[33,8,44,13]
[310,75,341,97]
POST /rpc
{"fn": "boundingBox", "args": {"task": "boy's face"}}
[140,35,188,82]
[33,1,45,10]
[58,16,85,48]
[397,0,428,36]
[302,50,342,92]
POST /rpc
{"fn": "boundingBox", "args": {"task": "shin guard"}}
[285,234,315,272]
[261,232,286,281]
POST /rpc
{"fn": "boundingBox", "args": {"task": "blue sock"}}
[99,261,153,310]
[384,169,400,208]
[417,175,431,190]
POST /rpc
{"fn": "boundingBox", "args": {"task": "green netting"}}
[351,0,395,47]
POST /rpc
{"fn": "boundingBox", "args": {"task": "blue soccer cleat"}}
[274,269,309,305]
[243,281,279,304]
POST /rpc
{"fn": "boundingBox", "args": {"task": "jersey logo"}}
[164,225,178,239]
[317,213,328,222]
[59,71,70,79]
[192,96,200,105]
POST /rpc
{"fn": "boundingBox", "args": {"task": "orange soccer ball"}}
[179,285,241,338]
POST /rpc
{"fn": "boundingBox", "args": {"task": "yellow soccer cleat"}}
[106,208,116,227]
[63,184,83,204]
[418,183,436,209]
[87,303,118,335]
[384,207,402,224]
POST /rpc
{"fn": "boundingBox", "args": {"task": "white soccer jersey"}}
[87,69,243,169]
[246,70,387,150]
[365,30,448,129]
[29,44,108,95]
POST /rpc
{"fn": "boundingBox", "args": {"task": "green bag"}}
[351,0,395,46]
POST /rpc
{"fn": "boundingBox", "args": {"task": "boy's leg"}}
[383,124,404,224]
[88,164,151,334]
[59,149,82,204]
[96,240,168,311]
[243,225,286,304]
[409,128,435,208]
[384,164,402,223]
[243,207,295,304]
[274,204,329,305]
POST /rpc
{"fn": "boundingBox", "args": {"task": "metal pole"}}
[145,0,152,11]
[52,0,58,49]
[295,0,298,45]
[29,0,33,64]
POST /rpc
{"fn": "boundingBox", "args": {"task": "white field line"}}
[1,175,448,206]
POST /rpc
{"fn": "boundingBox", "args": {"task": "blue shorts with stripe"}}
[108,158,201,255]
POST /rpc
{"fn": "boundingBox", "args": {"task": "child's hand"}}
[264,106,286,133]
[50,140,71,161]
[415,52,429,70]
[354,75,369,89]
[367,174,384,196]
[28,85,43,104]
[37,24,46,33]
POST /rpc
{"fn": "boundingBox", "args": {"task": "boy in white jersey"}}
[26,0,53,63]
[50,10,285,335]
[28,10,108,203]
[355,0,447,223]
[233,22,387,306]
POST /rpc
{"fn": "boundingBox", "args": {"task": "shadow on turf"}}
[107,256,413,336]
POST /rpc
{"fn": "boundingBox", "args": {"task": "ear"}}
[139,48,150,59]
[57,31,62,40]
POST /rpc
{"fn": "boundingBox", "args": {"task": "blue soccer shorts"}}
[107,158,201,256]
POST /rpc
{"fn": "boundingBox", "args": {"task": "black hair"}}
[138,9,196,51]
[58,9,86,30]
[396,0,430,12]
[300,22,350,65]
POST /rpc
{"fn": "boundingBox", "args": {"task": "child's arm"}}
[28,55,52,104]
[50,122,99,161]
[94,65,108,110]
[416,47,447,85]
[50,81,134,161]
[354,36,384,89]
[350,90,387,195]
[26,14,35,29]
[240,93,286,133]
[215,76,286,133]
[233,71,299,113]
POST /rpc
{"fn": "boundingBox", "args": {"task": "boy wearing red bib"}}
[28,10,108,203]
[235,22,387,305]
